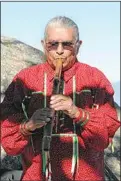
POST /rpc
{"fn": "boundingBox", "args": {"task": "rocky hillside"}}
[1,36,46,95]
[104,102,120,180]
[1,36,46,169]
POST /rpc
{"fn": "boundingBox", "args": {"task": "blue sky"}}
[1,2,120,84]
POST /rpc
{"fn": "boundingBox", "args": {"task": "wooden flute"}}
[42,58,63,151]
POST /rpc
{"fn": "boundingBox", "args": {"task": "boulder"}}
[1,36,45,170]
[1,36,46,94]
[104,102,120,180]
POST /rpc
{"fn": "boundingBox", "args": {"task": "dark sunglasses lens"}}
[62,42,73,50]
[46,41,74,50]
[46,42,58,50]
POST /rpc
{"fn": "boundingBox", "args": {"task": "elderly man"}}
[1,16,120,181]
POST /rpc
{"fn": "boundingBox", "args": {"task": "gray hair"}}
[44,16,79,42]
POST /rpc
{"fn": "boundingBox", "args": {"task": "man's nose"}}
[56,43,64,55]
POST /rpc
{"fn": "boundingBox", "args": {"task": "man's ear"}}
[41,40,46,54]
[76,40,82,54]
[41,40,45,48]
[79,40,82,46]
[41,40,47,60]
[77,40,82,49]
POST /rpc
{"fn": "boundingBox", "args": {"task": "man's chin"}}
[62,62,75,71]
[47,61,55,69]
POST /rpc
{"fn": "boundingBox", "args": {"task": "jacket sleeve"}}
[1,119,30,156]
[80,100,120,151]
[76,68,120,151]
[1,71,31,156]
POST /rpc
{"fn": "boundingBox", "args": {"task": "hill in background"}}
[1,36,46,94]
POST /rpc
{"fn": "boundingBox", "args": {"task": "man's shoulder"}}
[76,62,113,94]
[21,63,45,73]
[17,63,45,76]
[77,62,100,73]
[13,62,46,81]
[76,62,105,83]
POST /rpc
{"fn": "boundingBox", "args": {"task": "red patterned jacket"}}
[1,61,120,181]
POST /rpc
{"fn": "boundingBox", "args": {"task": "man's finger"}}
[51,95,68,101]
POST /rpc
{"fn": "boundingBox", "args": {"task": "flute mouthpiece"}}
[55,58,63,79]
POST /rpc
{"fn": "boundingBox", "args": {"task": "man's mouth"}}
[55,57,66,63]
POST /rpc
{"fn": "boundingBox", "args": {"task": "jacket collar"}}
[44,61,79,83]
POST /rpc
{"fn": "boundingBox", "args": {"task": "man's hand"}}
[50,95,80,118]
[25,108,53,132]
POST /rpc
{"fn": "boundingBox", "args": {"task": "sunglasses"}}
[45,41,76,51]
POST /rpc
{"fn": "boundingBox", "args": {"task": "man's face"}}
[42,26,81,71]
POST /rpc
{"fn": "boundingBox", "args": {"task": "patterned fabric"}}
[1,61,120,181]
